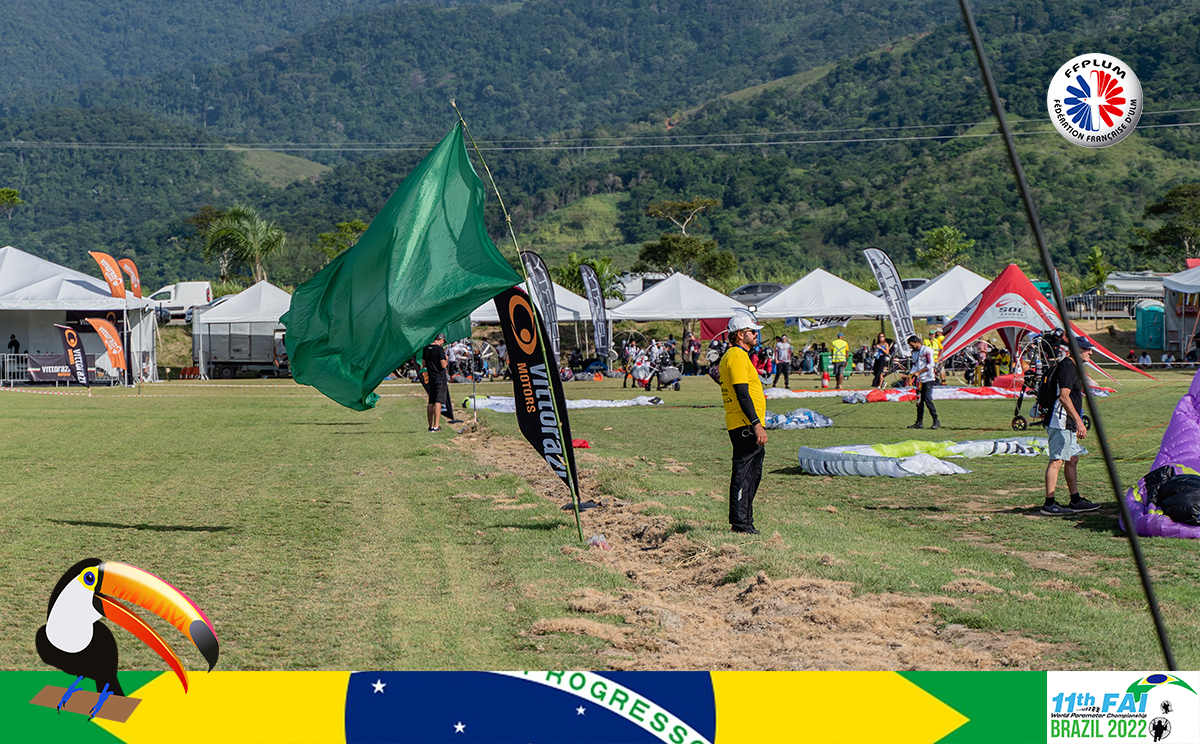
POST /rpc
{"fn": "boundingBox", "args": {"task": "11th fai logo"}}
[1047,53,1142,147]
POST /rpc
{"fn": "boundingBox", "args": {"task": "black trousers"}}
[728,426,764,530]
[772,362,791,388]
[916,380,938,422]
[872,357,888,387]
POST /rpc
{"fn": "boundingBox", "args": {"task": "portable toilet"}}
[1135,300,1165,350]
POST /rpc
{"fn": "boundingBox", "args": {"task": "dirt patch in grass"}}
[957,539,1106,576]
[457,429,1060,671]
[941,579,1004,595]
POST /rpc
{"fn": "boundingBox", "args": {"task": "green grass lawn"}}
[1,365,1197,673]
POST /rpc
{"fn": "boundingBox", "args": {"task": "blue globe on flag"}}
[1127,673,1197,703]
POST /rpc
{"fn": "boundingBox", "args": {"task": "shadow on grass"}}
[770,466,810,476]
[49,519,235,533]
[1070,512,1126,536]
[492,521,571,531]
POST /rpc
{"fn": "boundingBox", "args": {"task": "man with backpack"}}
[1042,337,1102,515]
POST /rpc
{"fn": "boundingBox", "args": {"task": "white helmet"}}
[727,311,763,334]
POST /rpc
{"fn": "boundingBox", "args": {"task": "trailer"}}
[191,282,291,379]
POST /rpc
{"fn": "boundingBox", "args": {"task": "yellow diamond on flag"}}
[712,671,968,744]
[94,671,349,744]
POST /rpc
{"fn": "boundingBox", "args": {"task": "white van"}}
[148,282,212,320]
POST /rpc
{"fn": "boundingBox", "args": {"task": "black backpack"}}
[1035,360,1064,427]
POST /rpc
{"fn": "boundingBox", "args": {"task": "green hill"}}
[1,0,1012,153]
[3,0,1199,291]
[0,108,292,285]
[0,0,468,97]
[485,0,1200,281]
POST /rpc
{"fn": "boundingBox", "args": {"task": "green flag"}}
[282,123,521,410]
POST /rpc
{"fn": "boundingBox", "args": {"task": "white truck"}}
[148,282,212,321]
[194,326,288,379]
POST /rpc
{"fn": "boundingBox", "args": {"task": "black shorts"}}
[427,378,450,405]
[832,362,846,376]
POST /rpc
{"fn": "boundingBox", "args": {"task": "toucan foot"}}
[57,676,85,712]
[89,683,113,720]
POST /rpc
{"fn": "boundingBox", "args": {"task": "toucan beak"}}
[95,562,219,692]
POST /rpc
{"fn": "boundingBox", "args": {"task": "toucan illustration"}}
[35,558,219,718]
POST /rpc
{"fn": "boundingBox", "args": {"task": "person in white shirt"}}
[906,334,940,429]
[772,335,793,388]
[1139,352,1152,367]
[1162,352,1176,368]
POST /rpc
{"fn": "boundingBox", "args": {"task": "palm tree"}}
[551,252,626,301]
[203,204,286,283]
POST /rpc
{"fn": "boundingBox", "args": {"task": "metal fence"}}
[0,353,124,386]
[0,354,28,386]
[1063,292,1162,321]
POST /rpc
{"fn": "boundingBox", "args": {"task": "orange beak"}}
[95,562,219,692]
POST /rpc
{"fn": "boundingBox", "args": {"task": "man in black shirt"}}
[7,335,18,354]
[423,333,450,432]
[1042,338,1101,515]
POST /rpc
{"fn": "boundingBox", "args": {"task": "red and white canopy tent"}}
[939,264,1153,381]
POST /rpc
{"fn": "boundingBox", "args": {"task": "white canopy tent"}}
[470,281,592,323]
[0,245,157,381]
[907,266,991,320]
[610,272,745,320]
[192,281,292,376]
[1161,266,1200,353]
[754,269,888,319]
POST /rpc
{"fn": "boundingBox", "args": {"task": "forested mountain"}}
[0,0,472,97]
[0,108,269,284]
[1,0,1199,289]
[1,0,1012,152]
[262,0,1200,280]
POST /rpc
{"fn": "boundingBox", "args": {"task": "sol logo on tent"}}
[508,295,539,355]
[1047,53,1142,147]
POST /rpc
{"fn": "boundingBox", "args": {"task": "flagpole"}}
[452,101,584,542]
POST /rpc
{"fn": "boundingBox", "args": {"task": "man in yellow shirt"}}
[719,313,768,534]
[830,332,850,390]
[929,328,945,384]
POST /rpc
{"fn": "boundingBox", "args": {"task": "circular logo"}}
[507,295,539,355]
[1048,53,1142,147]
[64,329,78,348]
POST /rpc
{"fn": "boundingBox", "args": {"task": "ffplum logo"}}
[1047,53,1142,147]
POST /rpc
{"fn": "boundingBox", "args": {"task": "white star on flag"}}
[454,722,466,734]
[576,706,586,715]
[372,679,386,694]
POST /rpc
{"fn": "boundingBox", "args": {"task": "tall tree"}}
[550,252,626,300]
[0,188,23,219]
[646,198,718,236]
[316,220,369,261]
[916,226,973,273]
[635,198,737,287]
[1132,184,1200,269]
[203,204,286,283]
[1084,245,1112,291]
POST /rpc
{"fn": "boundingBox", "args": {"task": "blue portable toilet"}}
[1135,300,1165,350]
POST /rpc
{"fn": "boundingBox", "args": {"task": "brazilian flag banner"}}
[282,122,522,411]
[5,670,1198,743]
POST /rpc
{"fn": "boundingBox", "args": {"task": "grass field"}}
[1,365,1197,675]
